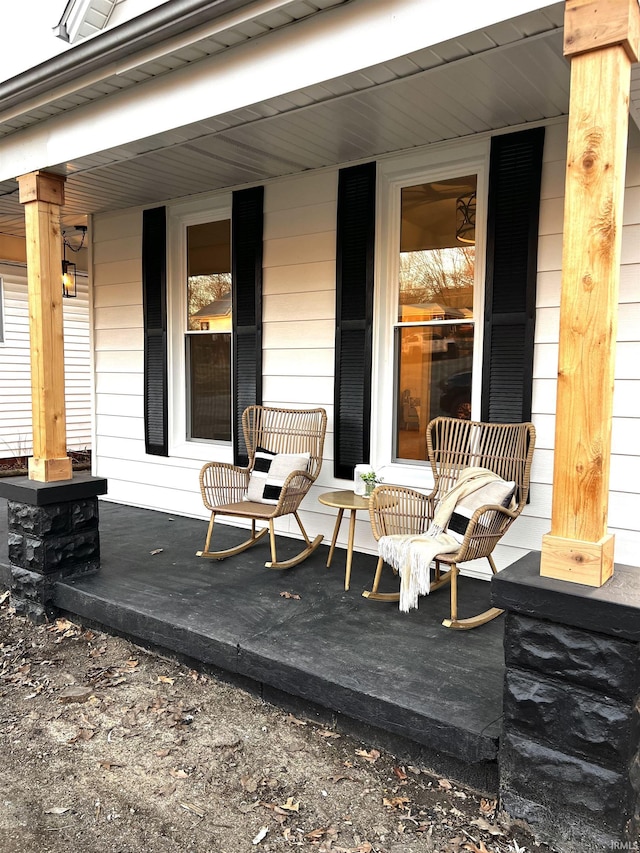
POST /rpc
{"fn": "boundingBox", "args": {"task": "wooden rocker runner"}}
[366,417,535,629]
[197,406,327,570]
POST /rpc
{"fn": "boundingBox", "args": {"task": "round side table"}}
[318,489,371,590]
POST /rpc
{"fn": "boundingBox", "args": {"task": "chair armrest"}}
[272,470,315,515]
[199,462,250,510]
[369,484,434,540]
[452,503,520,561]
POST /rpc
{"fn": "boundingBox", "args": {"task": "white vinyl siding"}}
[0,263,91,460]
[91,120,640,568]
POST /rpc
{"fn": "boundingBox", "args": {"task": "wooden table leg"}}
[344,509,357,590]
[326,508,344,568]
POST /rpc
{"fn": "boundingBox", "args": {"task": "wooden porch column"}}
[540,0,640,586]
[17,171,73,483]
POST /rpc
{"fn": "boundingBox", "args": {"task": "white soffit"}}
[0,2,576,234]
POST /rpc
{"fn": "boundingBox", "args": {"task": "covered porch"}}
[0,494,505,791]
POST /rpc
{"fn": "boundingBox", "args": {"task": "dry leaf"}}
[279,796,300,812]
[382,796,409,810]
[480,798,497,816]
[0,590,10,605]
[279,591,301,600]
[470,817,504,836]
[99,760,123,770]
[157,676,175,685]
[328,773,357,783]
[150,548,163,555]
[155,749,171,758]
[169,768,189,779]
[464,842,491,853]
[304,827,328,840]
[355,748,380,763]
[126,659,139,668]
[59,686,93,704]
[285,713,307,726]
[49,618,76,634]
[44,807,71,815]
[180,801,206,817]
[393,766,408,781]
[252,826,269,845]
[438,778,453,790]
[241,775,259,793]
[318,729,340,739]
[68,728,95,744]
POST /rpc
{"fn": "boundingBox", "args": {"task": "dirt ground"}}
[0,594,549,853]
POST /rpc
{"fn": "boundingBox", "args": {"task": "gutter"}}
[0,0,257,115]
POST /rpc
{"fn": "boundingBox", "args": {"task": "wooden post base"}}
[540,533,614,587]
[28,456,73,483]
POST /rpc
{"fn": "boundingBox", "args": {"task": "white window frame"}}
[167,193,234,464]
[371,138,490,488]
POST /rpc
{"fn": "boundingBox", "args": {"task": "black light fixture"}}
[455,192,476,244]
[62,247,76,298]
[61,225,87,298]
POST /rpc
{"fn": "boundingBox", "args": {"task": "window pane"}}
[395,176,476,462]
[188,334,231,441]
[187,220,231,331]
[185,218,232,442]
[396,325,473,461]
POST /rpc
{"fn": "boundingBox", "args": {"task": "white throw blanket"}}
[378,467,505,613]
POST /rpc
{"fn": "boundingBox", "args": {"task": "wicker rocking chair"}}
[198,406,327,570]
[366,417,535,629]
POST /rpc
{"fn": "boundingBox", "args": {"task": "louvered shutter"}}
[142,206,168,456]
[232,186,263,466]
[482,127,545,423]
[334,162,375,480]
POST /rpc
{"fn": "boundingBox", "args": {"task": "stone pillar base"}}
[0,473,108,622]
[492,553,640,853]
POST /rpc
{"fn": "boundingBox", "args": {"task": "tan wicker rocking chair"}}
[366,417,535,629]
[197,406,327,570]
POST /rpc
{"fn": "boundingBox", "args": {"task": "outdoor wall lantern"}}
[62,253,76,298]
[455,192,476,244]
[61,225,87,298]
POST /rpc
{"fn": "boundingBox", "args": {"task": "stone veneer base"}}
[492,552,640,853]
[0,474,107,622]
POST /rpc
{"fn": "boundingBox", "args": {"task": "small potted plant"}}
[360,469,383,497]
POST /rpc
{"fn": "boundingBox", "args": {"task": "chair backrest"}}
[426,417,535,512]
[242,406,327,481]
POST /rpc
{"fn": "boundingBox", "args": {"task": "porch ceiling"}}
[1,1,630,239]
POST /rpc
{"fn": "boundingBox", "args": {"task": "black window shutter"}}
[232,185,263,466]
[482,127,545,423]
[142,206,168,456]
[334,162,375,480]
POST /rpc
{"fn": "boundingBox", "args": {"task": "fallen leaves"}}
[463,841,491,853]
[382,796,410,810]
[279,591,301,600]
[58,686,94,704]
[355,748,380,763]
[284,713,307,726]
[44,806,72,815]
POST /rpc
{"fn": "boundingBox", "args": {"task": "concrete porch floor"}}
[0,497,506,790]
